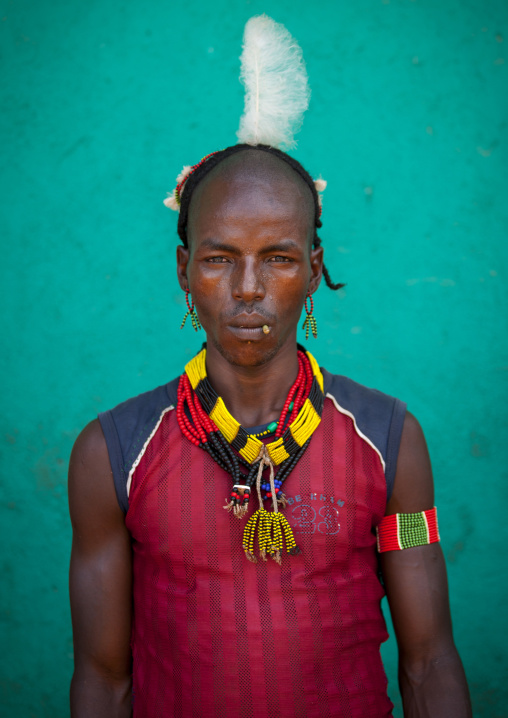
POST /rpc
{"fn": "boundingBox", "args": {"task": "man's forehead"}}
[187,150,315,240]
[196,149,311,197]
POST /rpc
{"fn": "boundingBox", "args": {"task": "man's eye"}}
[269,256,292,262]
[207,257,229,263]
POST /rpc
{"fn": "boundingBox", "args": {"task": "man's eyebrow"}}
[197,239,241,253]
[197,238,302,253]
[261,240,302,253]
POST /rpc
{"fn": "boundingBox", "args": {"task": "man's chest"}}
[126,400,387,573]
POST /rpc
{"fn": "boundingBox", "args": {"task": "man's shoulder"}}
[322,368,407,498]
[102,377,179,421]
[322,368,402,415]
[97,377,180,513]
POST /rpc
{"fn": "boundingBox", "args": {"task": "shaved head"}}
[187,149,315,248]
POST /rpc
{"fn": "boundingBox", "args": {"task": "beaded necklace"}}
[247,401,294,438]
[176,346,325,563]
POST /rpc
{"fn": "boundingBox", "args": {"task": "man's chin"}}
[210,334,281,368]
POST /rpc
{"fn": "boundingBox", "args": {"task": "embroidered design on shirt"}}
[285,494,344,535]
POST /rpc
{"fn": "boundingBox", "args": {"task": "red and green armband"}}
[376,507,440,552]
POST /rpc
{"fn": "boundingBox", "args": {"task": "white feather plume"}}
[237,15,310,150]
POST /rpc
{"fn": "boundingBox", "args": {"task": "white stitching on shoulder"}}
[326,392,386,473]
[126,406,175,497]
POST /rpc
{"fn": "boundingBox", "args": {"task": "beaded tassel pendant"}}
[243,508,300,564]
[241,446,300,564]
[302,294,317,340]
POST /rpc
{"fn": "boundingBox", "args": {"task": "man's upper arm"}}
[380,411,471,716]
[68,419,132,691]
[380,410,453,657]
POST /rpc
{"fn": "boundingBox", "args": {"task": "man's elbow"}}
[399,642,462,687]
[398,643,472,717]
[71,664,132,717]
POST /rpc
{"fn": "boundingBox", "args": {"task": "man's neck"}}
[205,339,300,428]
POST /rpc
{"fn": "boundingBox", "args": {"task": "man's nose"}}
[232,258,265,302]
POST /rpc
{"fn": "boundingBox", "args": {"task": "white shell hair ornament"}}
[314,178,327,207]
[163,15,325,210]
[163,165,193,210]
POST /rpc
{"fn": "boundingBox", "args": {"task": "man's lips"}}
[227,325,267,340]
[227,314,270,329]
[226,315,271,340]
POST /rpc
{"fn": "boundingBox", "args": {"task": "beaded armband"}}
[376,507,440,553]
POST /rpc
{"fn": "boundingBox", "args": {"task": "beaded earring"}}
[302,293,318,339]
[180,289,202,331]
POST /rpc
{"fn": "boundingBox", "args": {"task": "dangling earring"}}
[181,289,202,331]
[302,292,317,340]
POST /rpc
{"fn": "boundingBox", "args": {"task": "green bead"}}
[267,421,278,433]
[289,402,294,411]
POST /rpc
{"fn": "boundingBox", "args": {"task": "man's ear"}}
[308,245,323,294]
[176,246,190,291]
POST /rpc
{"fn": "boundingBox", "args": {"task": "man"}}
[69,146,472,716]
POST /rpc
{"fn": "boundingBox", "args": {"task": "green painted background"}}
[1,0,507,715]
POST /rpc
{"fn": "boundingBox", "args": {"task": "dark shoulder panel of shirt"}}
[98,378,179,513]
[322,368,407,501]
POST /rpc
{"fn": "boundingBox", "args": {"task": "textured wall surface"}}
[1,0,507,715]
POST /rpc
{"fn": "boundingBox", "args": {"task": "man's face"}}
[176,156,323,367]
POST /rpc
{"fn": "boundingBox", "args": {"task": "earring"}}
[181,289,202,331]
[302,293,318,340]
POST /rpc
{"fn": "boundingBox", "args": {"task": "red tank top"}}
[99,369,406,717]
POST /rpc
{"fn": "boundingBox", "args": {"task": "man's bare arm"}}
[69,419,133,717]
[381,411,472,718]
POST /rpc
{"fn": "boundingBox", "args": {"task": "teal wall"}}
[1,0,507,715]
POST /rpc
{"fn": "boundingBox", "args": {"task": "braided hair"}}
[176,144,344,291]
